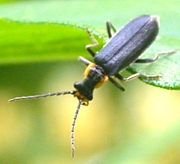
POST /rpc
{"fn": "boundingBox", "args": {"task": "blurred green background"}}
[0,0,180,164]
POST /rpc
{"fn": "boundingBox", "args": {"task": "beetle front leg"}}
[78,56,92,66]
[135,50,176,63]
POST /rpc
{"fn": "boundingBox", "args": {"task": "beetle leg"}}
[116,73,161,82]
[106,21,117,38]
[86,29,99,57]
[135,50,176,63]
[114,50,176,82]
[78,56,92,66]
[114,74,124,80]
[108,76,125,91]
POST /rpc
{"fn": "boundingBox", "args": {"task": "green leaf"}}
[0,0,180,90]
[0,18,92,64]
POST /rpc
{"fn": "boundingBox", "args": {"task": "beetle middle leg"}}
[108,76,125,91]
[108,72,160,91]
[115,73,161,82]
[86,21,117,56]
[86,29,99,57]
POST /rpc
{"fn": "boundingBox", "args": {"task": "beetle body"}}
[9,15,176,157]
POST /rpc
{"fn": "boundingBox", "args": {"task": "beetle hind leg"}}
[135,49,176,63]
[106,21,117,38]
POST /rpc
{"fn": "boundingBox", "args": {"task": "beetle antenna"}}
[71,99,83,157]
[8,91,76,102]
